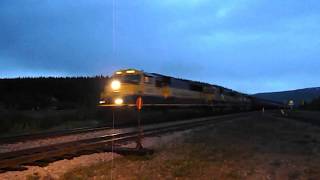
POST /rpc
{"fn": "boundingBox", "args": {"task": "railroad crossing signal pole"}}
[136,96,143,149]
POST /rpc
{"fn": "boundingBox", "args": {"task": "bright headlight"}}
[111,80,121,90]
[114,98,123,105]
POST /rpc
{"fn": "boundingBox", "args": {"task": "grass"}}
[166,159,200,177]
[0,108,103,137]
[62,156,207,180]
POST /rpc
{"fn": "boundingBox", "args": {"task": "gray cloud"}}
[0,0,320,93]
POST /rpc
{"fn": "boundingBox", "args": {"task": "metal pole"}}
[136,108,143,149]
[136,96,143,150]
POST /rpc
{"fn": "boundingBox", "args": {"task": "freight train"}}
[99,69,281,110]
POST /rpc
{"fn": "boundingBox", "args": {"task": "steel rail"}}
[0,126,112,145]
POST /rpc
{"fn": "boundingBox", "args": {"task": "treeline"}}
[0,76,109,110]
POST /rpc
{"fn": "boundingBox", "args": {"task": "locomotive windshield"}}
[114,74,141,84]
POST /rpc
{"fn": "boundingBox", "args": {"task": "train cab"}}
[99,69,145,106]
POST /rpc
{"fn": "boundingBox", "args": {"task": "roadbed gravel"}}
[0,127,192,179]
[2,111,320,179]
[62,112,320,180]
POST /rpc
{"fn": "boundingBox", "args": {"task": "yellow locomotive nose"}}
[111,80,121,90]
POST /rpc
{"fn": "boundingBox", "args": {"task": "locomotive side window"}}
[229,92,236,97]
[190,84,203,92]
[156,79,162,87]
[162,77,171,86]
[219,88,224,94]
[144,77,149,83]
[155,77,171,87]
[144,76,154,84]
[203,86,216,93]
[170,79,189,89]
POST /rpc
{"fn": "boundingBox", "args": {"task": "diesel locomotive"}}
[99,69,259,111]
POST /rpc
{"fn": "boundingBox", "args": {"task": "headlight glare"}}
[114,98,123,105]
[111,80,121,90]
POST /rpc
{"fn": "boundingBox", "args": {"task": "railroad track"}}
[0,126,112,145]
[0,112,249,173]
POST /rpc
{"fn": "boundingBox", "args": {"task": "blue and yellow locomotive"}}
[99,69,252,110]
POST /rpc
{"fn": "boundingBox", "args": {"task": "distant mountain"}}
[254,87,320,106]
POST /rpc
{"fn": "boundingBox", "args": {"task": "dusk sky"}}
[0,0,319,93]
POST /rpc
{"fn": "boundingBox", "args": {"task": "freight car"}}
[99,69,256,111]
